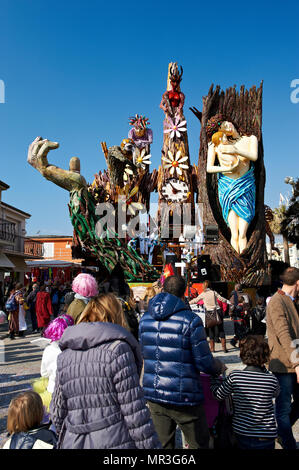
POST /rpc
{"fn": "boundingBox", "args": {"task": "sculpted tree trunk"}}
[191,82,269,286]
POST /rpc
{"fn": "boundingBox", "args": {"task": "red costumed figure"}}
[35,285,53,330]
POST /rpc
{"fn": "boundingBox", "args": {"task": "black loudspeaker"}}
[205,225,219,242]
[197,255,212,281]
[209,264,221,282]
[165,253,177,268]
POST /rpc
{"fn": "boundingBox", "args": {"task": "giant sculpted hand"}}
[27,136,59,170]
[27,136,86,192]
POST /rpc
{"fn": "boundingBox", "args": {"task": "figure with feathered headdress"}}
[128,113,153,153]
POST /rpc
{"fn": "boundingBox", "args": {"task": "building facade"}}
[0,180,42,287]
[28,235,75,262]
[266,242,299,268]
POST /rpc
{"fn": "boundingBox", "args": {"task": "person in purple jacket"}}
[139,275,225,449]
[50,293,160,449]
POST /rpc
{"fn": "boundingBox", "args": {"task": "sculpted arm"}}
[207,143,237,174]
[27,137,86,192]
[220,135,258,162]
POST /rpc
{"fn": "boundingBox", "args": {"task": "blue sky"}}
[0,0,298,235]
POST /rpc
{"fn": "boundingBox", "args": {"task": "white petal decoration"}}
[177,127,187,132]
[128,206,136,215]
[168,151,174,161]
[175,150,181,161]
[176,167,182,176]
[170,167,175,175]
[179,164,189,169]
[178,120,187,127]
[125,168,133,175]
[164,128,172,134]
[177,156,189,163]
[170,131,175,139]
[164,164,172,169]
[162,157,172,164]
[143,160,151,165]
[176,130,181,138]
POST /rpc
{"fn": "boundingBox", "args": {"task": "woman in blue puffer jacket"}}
[50,293,160,449]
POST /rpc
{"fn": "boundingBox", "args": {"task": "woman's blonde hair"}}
[144,286,156,301]
[77,293,128,329]
[7,391,44,435]
[127,288,136,310]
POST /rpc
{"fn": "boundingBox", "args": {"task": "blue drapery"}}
[217,166,256,225]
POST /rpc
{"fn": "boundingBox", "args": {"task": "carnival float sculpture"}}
[191,82,268,285]
[27,136,158,282]
[158,63,195,238]
[27,63,270,285]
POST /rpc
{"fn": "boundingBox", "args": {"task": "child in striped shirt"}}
[211,335,280,449]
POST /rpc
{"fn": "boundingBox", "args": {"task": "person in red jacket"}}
[35,284,53,335]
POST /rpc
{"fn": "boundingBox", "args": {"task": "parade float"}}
[27,63,276,288]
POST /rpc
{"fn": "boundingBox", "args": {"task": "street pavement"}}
[0,315,298,449]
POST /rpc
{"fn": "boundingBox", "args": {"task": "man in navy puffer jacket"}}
[139,275,224,449]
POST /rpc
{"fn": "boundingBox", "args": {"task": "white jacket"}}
[40,342,61,393]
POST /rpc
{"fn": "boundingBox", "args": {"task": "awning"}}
[5,254,28,271]
[25,259,80,269]
[0,252,15,269]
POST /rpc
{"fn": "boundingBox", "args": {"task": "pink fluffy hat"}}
[71,273,99,298]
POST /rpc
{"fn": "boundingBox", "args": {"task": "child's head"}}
[7,391,44,435]
[256,297,264,306]
[43,314,74,342]
[240,335,270,367]
[72,273,99,298]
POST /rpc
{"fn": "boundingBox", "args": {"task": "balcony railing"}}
[0,219,16,244]
[24,239,43,258]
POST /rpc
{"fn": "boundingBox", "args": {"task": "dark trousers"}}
[8,310,19,335]
[148,401,210,449]
[30,307,38,331]
[233,320,247,341]
[274,372,299,449]
[235,434,275,450]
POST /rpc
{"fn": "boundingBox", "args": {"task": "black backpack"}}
[117,297,139,341]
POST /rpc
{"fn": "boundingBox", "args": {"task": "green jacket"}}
[66,299,87,324]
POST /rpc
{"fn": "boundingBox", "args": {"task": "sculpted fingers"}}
[27,137,59,170]
[27,136,43,167]
[37,139,59,159]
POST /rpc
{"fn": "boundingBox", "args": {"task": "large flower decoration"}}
[123,165,134,183]
[134,148,152,170]
[123,186,144,216]
[162,150,189,176]
[164,117,187,139]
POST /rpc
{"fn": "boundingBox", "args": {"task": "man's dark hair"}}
[163,276,186,299]
[240,335,270,367]
[280,267,299,286]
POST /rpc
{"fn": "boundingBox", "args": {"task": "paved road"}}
[0,315,298,449]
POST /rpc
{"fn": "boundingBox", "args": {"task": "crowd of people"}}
[1,266,299,450]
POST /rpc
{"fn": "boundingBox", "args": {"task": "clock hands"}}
[169,181,179,194]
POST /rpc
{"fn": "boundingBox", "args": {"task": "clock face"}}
[161,178,189,202]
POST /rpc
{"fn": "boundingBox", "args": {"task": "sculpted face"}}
[171,79,179,91]
[220,121,237,136]
[135,127,146,137]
